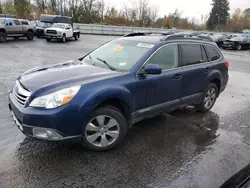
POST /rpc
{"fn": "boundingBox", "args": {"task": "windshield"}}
[38,22,52,28]
[0,18,5,25]
[82,39,153,71]
[51,23,66,29]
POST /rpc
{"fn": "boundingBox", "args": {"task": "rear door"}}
[180,43,213,104]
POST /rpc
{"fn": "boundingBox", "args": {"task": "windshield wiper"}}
[88,54,95,66]
[96,57,116,71]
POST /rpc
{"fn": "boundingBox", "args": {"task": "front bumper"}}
[8,92,91,141]
[46,34,62,39]
[222,43,236,49]
[36,29,45,37]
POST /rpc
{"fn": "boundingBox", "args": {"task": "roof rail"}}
[124,31,177,37]
[0,14,17,18]
[161,34,214,42]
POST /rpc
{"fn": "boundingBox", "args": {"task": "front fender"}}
[78,86,134,112]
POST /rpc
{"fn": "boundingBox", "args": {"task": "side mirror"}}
[144,64,162,75]
[5,23,8,26]
[9,22,12,26]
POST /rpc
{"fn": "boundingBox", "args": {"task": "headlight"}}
[57,31,62,35]
[29,86,81,109]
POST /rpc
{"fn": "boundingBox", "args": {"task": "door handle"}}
[204,67,211,73]
[173,74,183,80]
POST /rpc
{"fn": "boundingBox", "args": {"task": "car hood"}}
[226,37,245,42]
[46,27,64,31]
[36,26,47,30]
[18,60,120,92]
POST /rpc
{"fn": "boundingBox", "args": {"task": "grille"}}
[223,41,233,44]
[37,29,44,34]
[13,81,31,106]
[46,30,57,34]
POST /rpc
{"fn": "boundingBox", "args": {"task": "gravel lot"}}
[1,35,250,188]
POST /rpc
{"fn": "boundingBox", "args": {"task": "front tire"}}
[82,106,128,151]
[0,31,7,42]
[27,31,34,40]
[195,83,218,112]
[236,44,242,50]
[46,38,51,42]
[61,34,66,43]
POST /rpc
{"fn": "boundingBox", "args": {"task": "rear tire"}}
[0,31,7,42]
[46,38,51,42]
[74,34,78,40]
[82,106,128,151]
[27,31,34,40]
[195,83,218,113]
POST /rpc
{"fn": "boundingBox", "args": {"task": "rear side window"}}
[14,20,20,25]
[180,44,202,66]
[21,21,29,25]
[204,45,221,61]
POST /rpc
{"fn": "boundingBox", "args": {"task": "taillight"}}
[224,61,229,68]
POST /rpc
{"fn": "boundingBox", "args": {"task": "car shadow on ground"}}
[10,108,220,187]
[3,38,36,43]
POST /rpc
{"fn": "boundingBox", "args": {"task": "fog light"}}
[32,128,63,140]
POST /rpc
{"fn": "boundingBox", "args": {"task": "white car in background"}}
[45,23,80,43]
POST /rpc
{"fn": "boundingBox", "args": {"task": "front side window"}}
[181,44,203,66]
[82,39,153,71]
[21,21,29,25]
[5,18,14,26]
[204,45,221,61]
[145,44,179,70]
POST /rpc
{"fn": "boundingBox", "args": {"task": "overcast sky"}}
[112,0,250,20]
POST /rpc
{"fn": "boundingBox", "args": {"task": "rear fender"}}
[206,69,222,88]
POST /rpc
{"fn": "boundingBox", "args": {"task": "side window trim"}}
[178,42,222,67]
[203,44,223,62]
[201,45,208,62]
[136,43,180,74]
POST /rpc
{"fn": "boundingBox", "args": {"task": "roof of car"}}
[122,35,164,44]
[121,34,217,46]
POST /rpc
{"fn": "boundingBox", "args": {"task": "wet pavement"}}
[1,36,250,188]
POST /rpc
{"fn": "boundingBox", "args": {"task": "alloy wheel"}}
[204,88,217,109]
[85,115,120,147]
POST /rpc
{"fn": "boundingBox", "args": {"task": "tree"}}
[14,0,33,19]
[0,3,3,14]
[207,0,230,30]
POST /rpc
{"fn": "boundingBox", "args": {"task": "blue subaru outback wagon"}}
[9,33,229,151]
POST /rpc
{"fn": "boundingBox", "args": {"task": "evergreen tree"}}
[207,0,230,30]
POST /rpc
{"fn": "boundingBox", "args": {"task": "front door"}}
[135,43,183,115]
[5,18,16,34]
[66,24,73,38]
